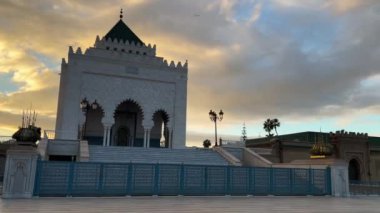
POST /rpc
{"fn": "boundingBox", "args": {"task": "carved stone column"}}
[102,127,108,146]
[2,146,39,198]
[79,111,86,139]
[147,129,151,148]
[167,128,172,149]
[143,129,148,148]
[164,123,172,149]
[106,126,111,146]
[330,160,350,197]
[142,119,153,148]
[102,123,113,147]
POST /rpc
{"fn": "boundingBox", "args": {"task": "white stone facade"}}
[55,27,188,149]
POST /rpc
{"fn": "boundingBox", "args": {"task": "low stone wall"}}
[47,139,79,156]
[288,159,349,197]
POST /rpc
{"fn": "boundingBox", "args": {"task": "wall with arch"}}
[55,45,187,148]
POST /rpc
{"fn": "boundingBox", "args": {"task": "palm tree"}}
[263,118,273,138]
[272,118,280,136]
[203,139,211,148]
[263,118,281,138]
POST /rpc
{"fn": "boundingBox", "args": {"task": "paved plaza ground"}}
[1,196,380,213]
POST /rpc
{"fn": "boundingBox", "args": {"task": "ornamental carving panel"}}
[81,73,176,125]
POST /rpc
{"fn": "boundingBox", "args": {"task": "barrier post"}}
[179,164,184,195]
[67,162,74,196]
[126,163,133,195]
[33,160,42,196]
[226,166,231,195]
[98,164,104,195]
[308,168,313,195]
[269,167,274,195]
[154,163,160,195]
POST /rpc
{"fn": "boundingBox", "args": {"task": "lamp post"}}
[209,109,224,146]
[80,98,99,139]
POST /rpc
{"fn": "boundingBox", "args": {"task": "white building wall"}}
[55,38,188,148]
[56,56,83,140]
[172,76,187,149]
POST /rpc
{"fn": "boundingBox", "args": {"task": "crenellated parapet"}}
[95,35,156,57]
[61,57,67,65]
[64,35,187,73]
[330,130,368,139]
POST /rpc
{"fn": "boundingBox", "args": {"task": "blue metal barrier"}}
[33,161,331,197]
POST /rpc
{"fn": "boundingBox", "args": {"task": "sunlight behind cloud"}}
[0,0,379,141]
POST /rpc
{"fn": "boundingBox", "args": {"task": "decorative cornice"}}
[65,36,188,73]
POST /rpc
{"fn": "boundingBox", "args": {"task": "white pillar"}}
[147,129,151,148]
[102,123,113,146]
[143,129,148,148]
[168,129,172,149]
[79,112,86,139]
[106,126,111,146]
[142,117,153,148]
[142,124,153,148]
[330,161,350,197]
[102,127,107,146]
[2,147,39,198]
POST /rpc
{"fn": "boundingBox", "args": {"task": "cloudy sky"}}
[0,0,380,146]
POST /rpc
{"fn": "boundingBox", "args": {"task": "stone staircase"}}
[88,146,229,166]
[221,147,244,161]
[249,148,279,163]
[219,147,276,167]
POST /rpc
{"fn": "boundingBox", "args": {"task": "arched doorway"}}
[112,100,144,147]
[84,106,104,145]
[150,110,169,148]
[349,159,360,181]
[116,126,130,146]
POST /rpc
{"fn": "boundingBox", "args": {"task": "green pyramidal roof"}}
[105,19,144,45]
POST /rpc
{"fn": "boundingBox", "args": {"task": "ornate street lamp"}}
[209,109,224,146]
[80,98,99,139]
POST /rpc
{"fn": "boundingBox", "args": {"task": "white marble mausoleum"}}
[55,12,188,149]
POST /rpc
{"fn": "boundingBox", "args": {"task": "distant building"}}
[55,11,188,148]
[246,131,380,181]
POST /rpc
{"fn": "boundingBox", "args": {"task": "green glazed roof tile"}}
[105,20,144,45]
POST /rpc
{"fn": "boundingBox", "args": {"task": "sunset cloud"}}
[0,0,379,146]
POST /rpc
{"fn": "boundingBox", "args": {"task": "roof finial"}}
[120,8,123,19]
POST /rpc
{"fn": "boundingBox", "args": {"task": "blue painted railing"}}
[33,160,331,197]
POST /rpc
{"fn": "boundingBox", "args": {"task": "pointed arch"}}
[150,109,170,148]
[83,103,105,145]
[112,99,145,147]
[349,158,361,181]
[113,99,144,120]
[152,109,169,123]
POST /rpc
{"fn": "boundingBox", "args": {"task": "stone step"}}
[88,146,229,166]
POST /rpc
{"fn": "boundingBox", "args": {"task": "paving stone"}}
[1,196,380,213]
